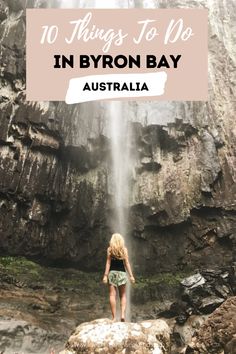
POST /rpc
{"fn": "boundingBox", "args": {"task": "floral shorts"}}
[108,270,127,287]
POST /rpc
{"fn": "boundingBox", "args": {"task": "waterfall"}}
[109,102,130,235]
[54,0,133,8]
[53,0,135,321]
[107,101,134,321]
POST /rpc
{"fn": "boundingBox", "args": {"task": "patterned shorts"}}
[108,270,127,287]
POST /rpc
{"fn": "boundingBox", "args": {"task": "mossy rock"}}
[136,271,191,288]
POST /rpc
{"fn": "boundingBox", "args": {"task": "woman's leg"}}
[118,284,126,321]
[109,284,117,320]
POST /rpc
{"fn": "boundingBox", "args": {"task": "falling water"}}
[109,102,131,235]
[53,0,134,8]
[107,101,134,321]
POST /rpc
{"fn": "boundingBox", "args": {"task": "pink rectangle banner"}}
[26,9,208,103]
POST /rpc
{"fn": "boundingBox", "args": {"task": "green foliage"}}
[0,256,44,282]
[135,271,191,288]
[0,256,41,272]
[0,256,191,296]
[0,256,101,292]
[57,271,101,291]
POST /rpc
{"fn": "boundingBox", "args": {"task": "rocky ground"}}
[0,256,186,353]
[0,256,235,353]
[186,296,236,354]
[0,256,104,353]
[0,0,235,274]
[58,298,236,354]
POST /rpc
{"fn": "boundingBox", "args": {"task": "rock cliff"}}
[0,0,235,275]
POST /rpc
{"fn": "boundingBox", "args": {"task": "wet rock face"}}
[0,0,236,275]
[60,318,171,354]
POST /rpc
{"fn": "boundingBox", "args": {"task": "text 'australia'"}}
[83,82,149,91]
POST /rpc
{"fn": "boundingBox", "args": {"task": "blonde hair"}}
[109,233,126,259]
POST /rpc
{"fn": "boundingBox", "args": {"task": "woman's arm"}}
[102,248,111,284]
[124,248,135,283]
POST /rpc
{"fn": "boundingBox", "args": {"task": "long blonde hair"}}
[109,233,126,259]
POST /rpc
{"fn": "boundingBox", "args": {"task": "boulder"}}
[60,318,171,354]
[181,273,206,289]
[199,295,224,313]
[167,269,235,324]
[171,315,208,353]
[185,296,236,354]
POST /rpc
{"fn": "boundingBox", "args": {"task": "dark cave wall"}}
[0,0,235,273]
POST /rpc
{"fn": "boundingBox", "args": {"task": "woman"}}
[102,233,135,322]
